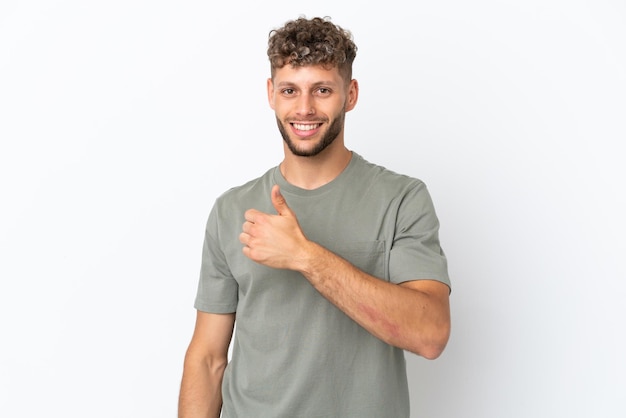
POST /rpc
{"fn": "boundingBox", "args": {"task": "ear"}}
[267,78,276,110]
[345,79,359,112]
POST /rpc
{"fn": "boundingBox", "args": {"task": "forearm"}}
[296,241,450,358]
[240,186,450,357]
[178,353,227,418]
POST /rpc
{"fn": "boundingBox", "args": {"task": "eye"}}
[317,87,331,95]
[281,88,295,96]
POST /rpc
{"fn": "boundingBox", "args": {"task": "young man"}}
[179,16,451,418]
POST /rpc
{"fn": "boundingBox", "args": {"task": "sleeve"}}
[193,202,239,313]
[388,181,451,290]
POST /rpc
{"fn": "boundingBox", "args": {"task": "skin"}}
[267,64,359,189]
[179,311,234,418]
[179,63,451,418]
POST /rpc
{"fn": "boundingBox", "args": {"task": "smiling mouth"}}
[292,123,321,131]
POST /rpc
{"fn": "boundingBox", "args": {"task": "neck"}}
[280,143,352,190]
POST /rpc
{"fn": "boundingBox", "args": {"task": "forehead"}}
[272,64,345,88]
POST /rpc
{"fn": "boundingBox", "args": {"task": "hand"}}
[239,185,309,270]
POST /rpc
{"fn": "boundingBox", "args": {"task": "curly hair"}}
[267,16,357,82]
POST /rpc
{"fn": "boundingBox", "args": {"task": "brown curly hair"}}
[267,16,357,82]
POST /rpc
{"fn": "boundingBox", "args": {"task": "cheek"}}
[273,102,293,118]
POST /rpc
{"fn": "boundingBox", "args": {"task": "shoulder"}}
[352,153,427,196]
[214,167,276,211]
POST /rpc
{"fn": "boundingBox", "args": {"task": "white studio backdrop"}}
[1,1,624,417]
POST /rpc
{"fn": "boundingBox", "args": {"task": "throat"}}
[280,149,352,190]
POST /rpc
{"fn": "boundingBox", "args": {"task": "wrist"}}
[293,240,322,276]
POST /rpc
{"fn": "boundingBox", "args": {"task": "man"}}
[179,16,451,418]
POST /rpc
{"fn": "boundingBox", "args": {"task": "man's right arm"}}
[179,311,236,418]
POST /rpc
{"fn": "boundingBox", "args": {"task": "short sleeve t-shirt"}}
[194,152,450,418]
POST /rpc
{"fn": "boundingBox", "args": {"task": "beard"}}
[276,111,345,157]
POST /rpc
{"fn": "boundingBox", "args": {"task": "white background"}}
[1,1,625,417]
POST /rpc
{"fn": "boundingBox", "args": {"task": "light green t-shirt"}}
[195,152,450,418]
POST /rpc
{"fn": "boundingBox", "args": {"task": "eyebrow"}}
[275,80,339,88]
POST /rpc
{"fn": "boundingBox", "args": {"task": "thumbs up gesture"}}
[240,185,310,270]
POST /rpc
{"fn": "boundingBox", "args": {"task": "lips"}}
[292,123,321,131]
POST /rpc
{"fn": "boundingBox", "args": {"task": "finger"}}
[244,209,258,223]
[271,184,292,216]
[239,231,250,245]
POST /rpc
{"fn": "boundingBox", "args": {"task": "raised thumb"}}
[271,185,291,216]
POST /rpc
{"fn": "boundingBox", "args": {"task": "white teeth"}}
[293,123,319,131]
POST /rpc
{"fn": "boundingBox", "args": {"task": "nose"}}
[295,94,315,116]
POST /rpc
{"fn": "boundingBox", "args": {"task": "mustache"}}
[285,118,327,123]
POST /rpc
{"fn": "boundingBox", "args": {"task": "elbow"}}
[207,355,229,376]
[407,322,451,360]
[419,341,447,360]
[184,347,228,376]
[211,358,229,377]
[425,321,451,359]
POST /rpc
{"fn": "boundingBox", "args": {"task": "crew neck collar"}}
[272,152,360,197]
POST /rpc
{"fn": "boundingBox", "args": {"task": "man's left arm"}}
[240,185,451,358]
